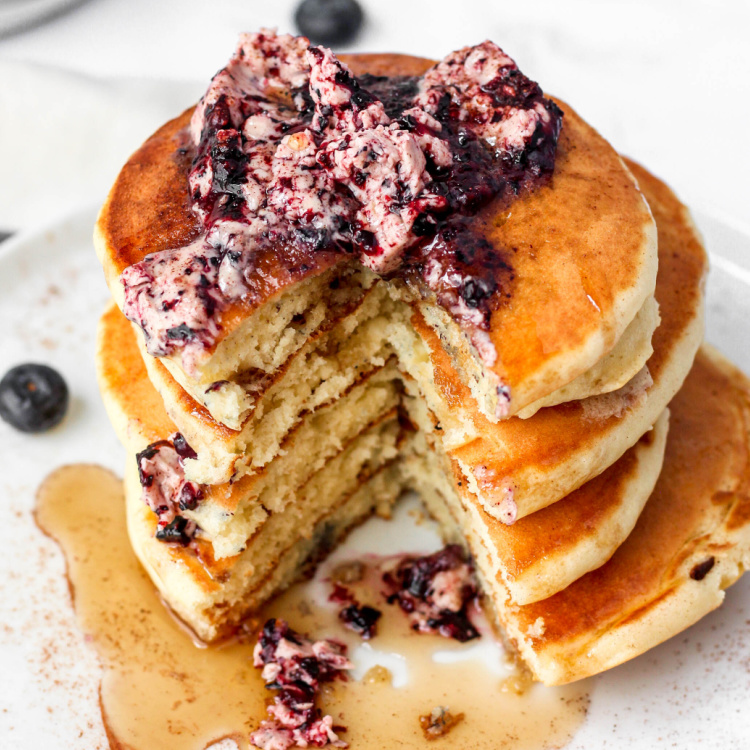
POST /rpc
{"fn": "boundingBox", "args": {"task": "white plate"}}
[0,205,749,748]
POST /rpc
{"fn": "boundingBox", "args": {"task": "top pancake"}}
[95,52,658,417]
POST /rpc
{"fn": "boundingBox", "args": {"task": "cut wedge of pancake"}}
[111,340,750,682]
[98,300,404,560]
[406,408,669,606]
[99,291,669,589]
[94,53,658,425]
[144,276,658,436]
[130,284,400,486]
[124,457,405,642]
[408,349,750,685]
[110,356,667,645]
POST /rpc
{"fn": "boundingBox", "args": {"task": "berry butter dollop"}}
[251,618,352,749]
[136,432,203,545]
[383,544,480,642]
[121,31,562,374]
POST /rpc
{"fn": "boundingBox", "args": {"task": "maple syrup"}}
[36,464,589,749]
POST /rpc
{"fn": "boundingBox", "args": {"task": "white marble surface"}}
[0,0,749,229]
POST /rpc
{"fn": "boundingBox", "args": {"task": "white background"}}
[0,0,749,231]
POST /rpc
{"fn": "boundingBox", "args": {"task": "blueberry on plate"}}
[295,0,364,46]
[0,363,69,433]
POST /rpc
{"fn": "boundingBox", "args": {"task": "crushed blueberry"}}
[338,604,381,640]
[121,32,562,375]
[690,557,716,581]
[155,516,193,545]
[328,564,382,639]
[251,618,352,749]
[383,545,480,642]
[172,431,198,460]
[136,432,203,545]
[0,363,69,433]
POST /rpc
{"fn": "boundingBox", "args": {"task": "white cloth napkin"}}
[0,60,203,231]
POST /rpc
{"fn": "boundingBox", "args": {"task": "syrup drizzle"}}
[35,465,589,750]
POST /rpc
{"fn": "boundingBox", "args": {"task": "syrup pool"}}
[35,464,589,749]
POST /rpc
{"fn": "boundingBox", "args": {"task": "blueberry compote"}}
[136,432,203,545]
[251,618,352,749]
[383,545,480,642]
[121,30,562,373]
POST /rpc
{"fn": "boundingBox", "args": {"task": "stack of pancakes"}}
[94,53,750,686]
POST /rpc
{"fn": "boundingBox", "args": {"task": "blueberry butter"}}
[121,31,562,374]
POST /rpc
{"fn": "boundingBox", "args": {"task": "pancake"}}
[101,301,410,638]
[93,32,743,689]
[128,159,703,525]
[100,287,669,587]
[145,277,657,435]
[110,350,668,644]
[113,341,750,684]
[94,51,658,425]
[98,301,404,560]
[132,284,400,486]
[487,346,750,685]
[398,346,750,685]
[401,156,705,522]
[124,456,405,643]
[105,341,750,682]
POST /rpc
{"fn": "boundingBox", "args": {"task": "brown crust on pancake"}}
[624,158,708,385]
[98,108,199,276]
[97,303,177,444]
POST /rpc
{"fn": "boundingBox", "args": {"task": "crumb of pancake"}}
[501,662,534,695]
[329,560,365,585]
[526,617,546,639]
[136,432,203,545]
[383,545,480,642]
[419,706,465,739]
[251,618,352,749]
[362,665,392,685]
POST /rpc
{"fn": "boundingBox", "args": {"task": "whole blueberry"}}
[295,0,364,46]
[0,363,69,433]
